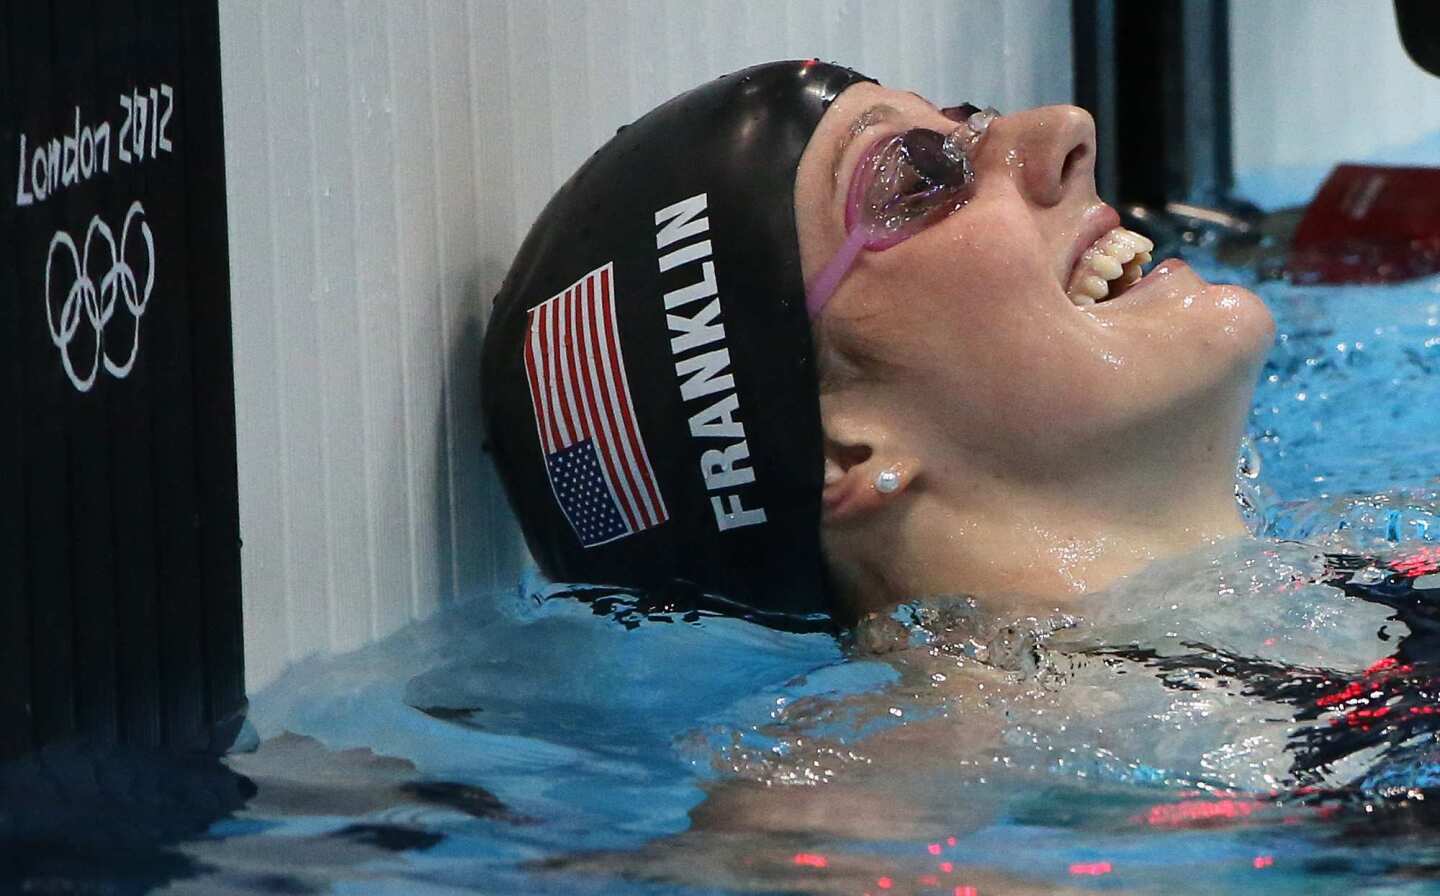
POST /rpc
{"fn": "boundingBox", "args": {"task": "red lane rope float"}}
[1142,797,1262,828]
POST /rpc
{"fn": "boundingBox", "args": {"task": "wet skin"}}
[792,83,1277,617]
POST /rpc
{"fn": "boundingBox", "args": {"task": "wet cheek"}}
[969,329,1118,429]
[865,242,998,321]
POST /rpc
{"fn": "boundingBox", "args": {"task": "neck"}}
[909,483,1242,605]
[833,415,1250,619]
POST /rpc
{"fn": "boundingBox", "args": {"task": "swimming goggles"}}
[805,105,999,317]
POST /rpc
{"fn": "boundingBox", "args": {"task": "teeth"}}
[1091,254,1124,281]
[1066,227,1154,307]
[1076,274,1109,300]
[1106,230,1154,257]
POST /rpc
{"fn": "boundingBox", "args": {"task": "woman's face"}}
[794,83,1275,477]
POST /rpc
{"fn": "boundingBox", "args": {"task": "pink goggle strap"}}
[805,225,871,318]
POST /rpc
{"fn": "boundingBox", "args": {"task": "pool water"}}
[9,227,1440,895]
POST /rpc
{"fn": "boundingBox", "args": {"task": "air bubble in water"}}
[1237,436,1262,480]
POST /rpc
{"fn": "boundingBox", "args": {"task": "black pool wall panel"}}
[0,0,243,759]
[1073,0,1235,208]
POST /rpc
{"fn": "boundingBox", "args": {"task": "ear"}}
[822,421,915,524]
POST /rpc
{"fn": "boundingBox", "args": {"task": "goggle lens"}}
[847,127,976,249]
[806,107,998,317]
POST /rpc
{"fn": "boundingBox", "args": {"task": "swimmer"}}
[482,59,1275,624]
[485,62,1438,891]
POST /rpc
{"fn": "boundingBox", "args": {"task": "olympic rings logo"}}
[44,200,156,393]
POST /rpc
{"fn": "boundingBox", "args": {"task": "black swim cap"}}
[482,60,874,620]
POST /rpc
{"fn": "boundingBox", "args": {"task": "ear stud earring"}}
[875,466,902,494]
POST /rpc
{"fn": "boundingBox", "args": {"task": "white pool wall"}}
[1230,1,1440,192]
[219,0,1075,693]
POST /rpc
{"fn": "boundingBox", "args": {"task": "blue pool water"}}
[9,197,1440,894]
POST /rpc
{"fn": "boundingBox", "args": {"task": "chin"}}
[1170,280,1273,440]
[1210,280,1277,361]
[1129,261,1275,398]
[1063,274,1273,451]
[1181,281,1276,412]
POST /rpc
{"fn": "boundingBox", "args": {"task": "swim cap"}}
[481,60,873,621]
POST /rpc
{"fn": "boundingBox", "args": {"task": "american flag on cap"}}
[522,262,669,547]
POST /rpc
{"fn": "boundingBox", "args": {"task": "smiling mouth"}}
[1065,226,1155,306]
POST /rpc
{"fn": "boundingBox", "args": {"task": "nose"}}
[984,105,1097,208]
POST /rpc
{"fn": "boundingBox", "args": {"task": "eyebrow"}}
[830,103,901,184]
